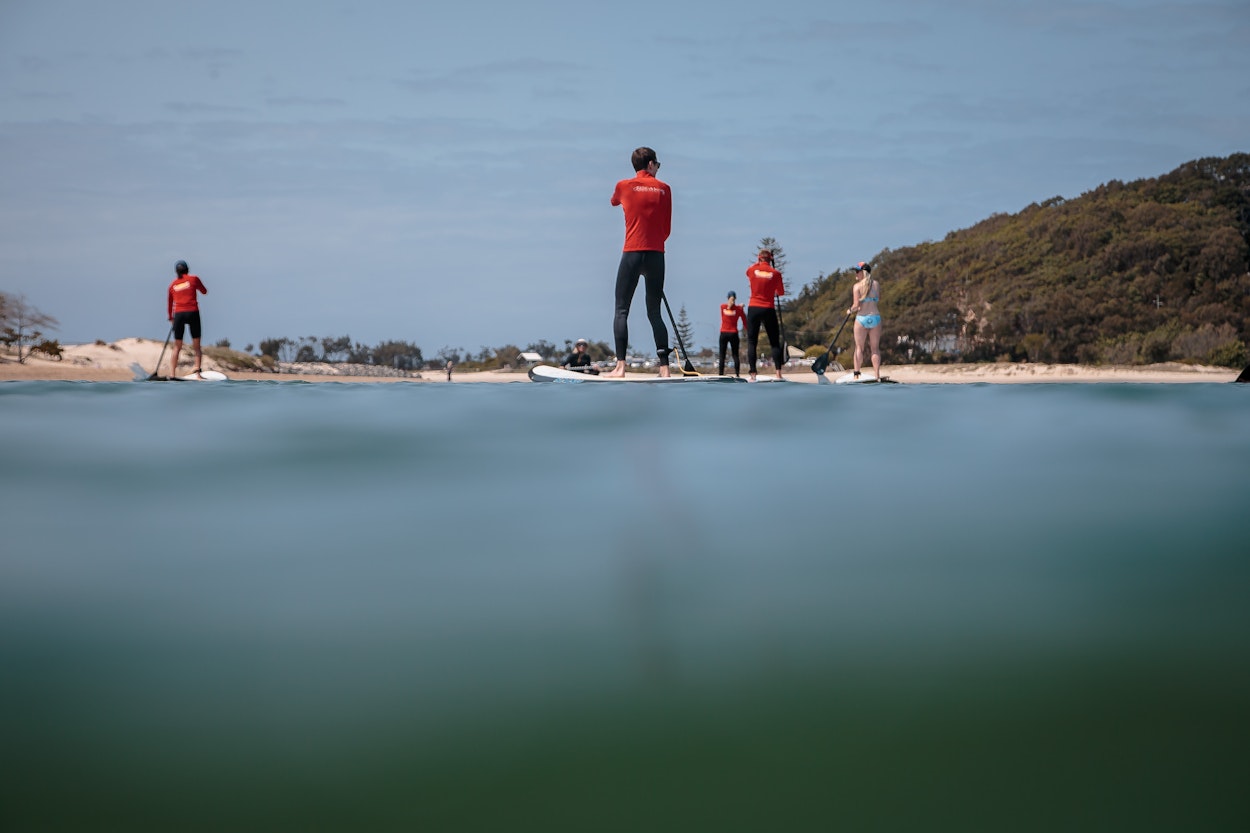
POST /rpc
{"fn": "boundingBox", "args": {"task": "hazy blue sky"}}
[2,0,1247,355]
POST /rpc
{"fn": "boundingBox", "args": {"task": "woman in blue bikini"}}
[847,261,882,381]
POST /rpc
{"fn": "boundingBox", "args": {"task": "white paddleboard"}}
[528,365,745,384]
[177,370,228,381]
[834,372,896,385]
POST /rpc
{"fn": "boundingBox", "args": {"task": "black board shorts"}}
[172,311,202,340]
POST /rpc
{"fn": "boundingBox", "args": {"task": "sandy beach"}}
[0,337,1240,384]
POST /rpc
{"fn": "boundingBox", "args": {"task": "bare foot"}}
[602,362,627,378]
[658,365,671,378]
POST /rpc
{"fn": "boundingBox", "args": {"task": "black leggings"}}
[718,332,740,376]
[746,306,781,374]
[613,251,669,360]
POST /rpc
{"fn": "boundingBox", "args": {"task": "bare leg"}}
[869,327,882,380]
[853,323,866,377]
[169,341,182,378]
[191,338,203,374]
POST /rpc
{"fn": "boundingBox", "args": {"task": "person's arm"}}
[167,285,174,320]
[775,269,785,300]
[197,278,208,295]
[848,285,860,316]
[661,187,672,244]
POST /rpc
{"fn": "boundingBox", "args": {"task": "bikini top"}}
[861,281,879,303]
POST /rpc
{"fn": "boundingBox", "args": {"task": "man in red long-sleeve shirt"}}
[604,146,672,378]
[167,260,208,378]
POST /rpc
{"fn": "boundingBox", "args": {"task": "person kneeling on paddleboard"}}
[561,338,599,375]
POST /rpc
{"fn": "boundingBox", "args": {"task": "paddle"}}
[1236,365,1249,383]
[148,326,174,380]
[661,292,699,376]
[774,294,787,367]
[811,311,853,376]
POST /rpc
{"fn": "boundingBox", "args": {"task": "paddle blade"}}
[811,353,830,375]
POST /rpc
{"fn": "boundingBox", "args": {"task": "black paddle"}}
[1235,365,1249,383]
[774,294,787,368]
[148,326,174,380]
[811,311,853,376]
[660,292,699,376]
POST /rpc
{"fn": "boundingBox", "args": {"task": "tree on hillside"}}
[320,335,352,362]
[676,305,696,354]
[757,236,788,283]
[294,336,319,363]
[0,292,59,364]
[373,340,423,370]
[433,346,463,367]
[258,337,299,362]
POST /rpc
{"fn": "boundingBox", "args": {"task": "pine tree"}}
[757,236,788,284]
[676,304,697,357]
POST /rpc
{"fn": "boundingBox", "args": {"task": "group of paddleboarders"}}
[163,145,884,383]
[607,146,884,382]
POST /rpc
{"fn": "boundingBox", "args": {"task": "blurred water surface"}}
[2,379,1247,831]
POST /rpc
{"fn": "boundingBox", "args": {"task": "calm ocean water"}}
[2,379,1247,831]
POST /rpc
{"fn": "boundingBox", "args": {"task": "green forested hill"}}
[784,153,1250,366]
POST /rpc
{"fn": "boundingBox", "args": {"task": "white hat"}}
[575,338,588,345]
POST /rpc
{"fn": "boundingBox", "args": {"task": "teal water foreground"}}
[1,380,1247,831]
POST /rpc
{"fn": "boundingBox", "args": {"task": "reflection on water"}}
[1,380,1247,831]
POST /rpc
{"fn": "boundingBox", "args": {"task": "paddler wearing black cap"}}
[718,290,746,376]
[167,260,208,378]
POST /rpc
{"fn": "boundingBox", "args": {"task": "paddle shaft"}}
[774,294,787,363]
[661,292,698,375]
[149,326,174,380]
[812,311,853,375]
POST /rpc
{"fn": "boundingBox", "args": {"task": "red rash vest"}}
[611,171,672,252]
[720,302,746,333]
[746,262,785,308]
[168,275,208,318]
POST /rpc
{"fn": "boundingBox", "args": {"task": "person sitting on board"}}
[848,261,883,381]
[718,290,746,377]
[604,146,672,378]
[745,249,785,382]
[167,260,208,378]
[561,338,599,374]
